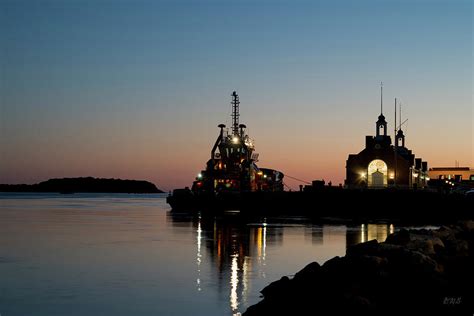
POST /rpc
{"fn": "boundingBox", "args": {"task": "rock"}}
[433,226,454,241]
[349,295,373,309]
[406,235,445,255]
[346,239,379,257]
[356,255,387,269]
[386,228,445,256]
[322,255,344,269]
[376,242,404,254]
[348,255,388,284]
[244,221,474,316]
[431,237,445,252]
[406,250,441,274]
[453,239,469,256]
[461,220,474,231]
[260,276,291,299]
[293,261,320,283]
[443,237,470,257]
[385,229,410,245]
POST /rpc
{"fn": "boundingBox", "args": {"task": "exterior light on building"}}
[426,177,430,181]
[360,172,366,179]
[263,174,267,179]
[413,173,418,178]
[389,172,394,179]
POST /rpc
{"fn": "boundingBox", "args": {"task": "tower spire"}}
[380,82,383,115]
[231,91,240,136]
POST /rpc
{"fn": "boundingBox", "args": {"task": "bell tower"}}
[395,101,405,147]
[396,129,405,147]
[376,114,387,137]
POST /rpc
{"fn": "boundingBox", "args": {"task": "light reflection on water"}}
[189,214,398,316]
[0,194,436,316]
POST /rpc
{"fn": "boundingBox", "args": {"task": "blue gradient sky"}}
[1,0,472,190]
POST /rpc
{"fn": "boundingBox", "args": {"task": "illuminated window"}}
[367,159,388,187]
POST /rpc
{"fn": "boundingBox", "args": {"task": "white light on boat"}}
[232,136,239,144]
[197,173,202,179]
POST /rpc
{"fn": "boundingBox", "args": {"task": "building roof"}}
[429,167,471,171]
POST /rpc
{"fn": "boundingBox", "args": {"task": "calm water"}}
[0,193,435,316]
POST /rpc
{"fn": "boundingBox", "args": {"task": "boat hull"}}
[166,188,473,222]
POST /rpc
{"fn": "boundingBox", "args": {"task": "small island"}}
[0,177,163,194]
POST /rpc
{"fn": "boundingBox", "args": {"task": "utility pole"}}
[394,98,397,187]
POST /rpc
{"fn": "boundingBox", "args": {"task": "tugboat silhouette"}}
[167,91,284,212]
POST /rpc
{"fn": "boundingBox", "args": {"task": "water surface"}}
[0,193,434,315]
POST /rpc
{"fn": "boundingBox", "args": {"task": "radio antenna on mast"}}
[231,91,240,136]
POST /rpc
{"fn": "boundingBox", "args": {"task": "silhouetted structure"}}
[0,177,162,193]
[173,92,283,198]
[346,87,428,188]
[429,167,474,183]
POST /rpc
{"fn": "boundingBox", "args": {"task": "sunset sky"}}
[1,0,472,191]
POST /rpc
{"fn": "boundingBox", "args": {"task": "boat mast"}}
[231,91,240,136]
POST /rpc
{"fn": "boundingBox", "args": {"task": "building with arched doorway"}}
[345,102,428,189]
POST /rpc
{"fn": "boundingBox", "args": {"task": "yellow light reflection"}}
[360,224,394,243]
[242,256,249,308]
[230,254,239,312]
[196,217,202,291]
[262,226,267,263]
[256,227,263,259]
[367,224,388,241]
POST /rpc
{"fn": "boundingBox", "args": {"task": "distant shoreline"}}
[0,177,163,194]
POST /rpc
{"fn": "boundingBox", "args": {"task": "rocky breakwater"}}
[243,221,474,315]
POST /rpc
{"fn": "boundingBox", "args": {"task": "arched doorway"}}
[367,159,387,187]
